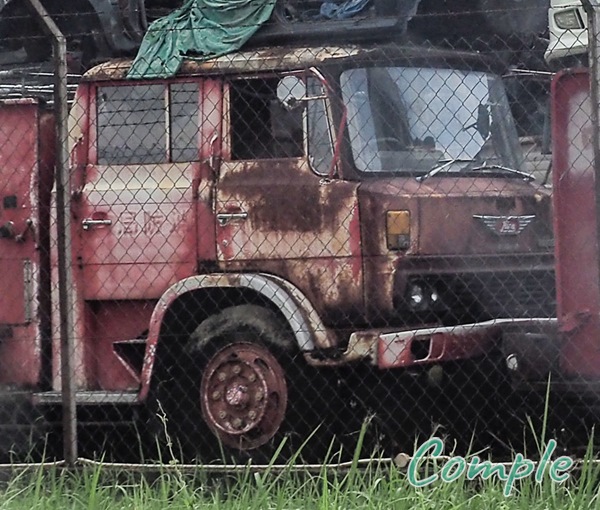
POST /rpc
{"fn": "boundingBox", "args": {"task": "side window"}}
[170,82,200,162]
[97,84,167,165]
[307,78,334,175]
[230,78,304,160]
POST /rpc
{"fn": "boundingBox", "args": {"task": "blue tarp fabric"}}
[127,0,276,79]
[319,0,370,20]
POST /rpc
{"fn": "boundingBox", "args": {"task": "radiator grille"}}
[451,270,556,320]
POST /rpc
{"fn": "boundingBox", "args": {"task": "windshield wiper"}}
[470,164,535,181]
[416,158,476,183]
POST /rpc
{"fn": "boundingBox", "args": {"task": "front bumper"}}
[310,318,559,372]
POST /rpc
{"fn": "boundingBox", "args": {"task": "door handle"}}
[216,212,248,226]
[82,218,112,230]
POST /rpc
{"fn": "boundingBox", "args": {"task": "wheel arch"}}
[138,273,334,401]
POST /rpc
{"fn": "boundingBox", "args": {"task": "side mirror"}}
[462,103,491,140]
[277,76,308,110]
[476,103,491,140]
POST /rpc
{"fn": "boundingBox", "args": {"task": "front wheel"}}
[200,341,288,452]
[148,305,340,463]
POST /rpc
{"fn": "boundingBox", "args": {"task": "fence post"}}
[23,0,77,465]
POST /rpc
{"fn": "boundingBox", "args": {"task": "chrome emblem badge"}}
[473,215,535,236]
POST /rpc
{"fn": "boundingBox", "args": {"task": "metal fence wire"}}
[0,0,599,467]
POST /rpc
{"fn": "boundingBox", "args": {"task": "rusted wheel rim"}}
[200,342,288,450]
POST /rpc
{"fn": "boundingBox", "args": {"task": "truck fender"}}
[138,273,333,401]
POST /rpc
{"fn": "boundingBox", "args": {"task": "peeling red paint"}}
[216,159,363,321]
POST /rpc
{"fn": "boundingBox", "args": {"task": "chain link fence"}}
[0,0,598,467]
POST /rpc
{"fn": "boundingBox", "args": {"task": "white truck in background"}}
[545,0,588,65]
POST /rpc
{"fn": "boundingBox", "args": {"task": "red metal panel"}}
[215,159,364,323]
[552,69,600,378]
[0,103,39,324]
[83,301,152,390]
[0,101,53,387]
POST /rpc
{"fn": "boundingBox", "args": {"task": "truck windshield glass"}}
[340,67,522,174]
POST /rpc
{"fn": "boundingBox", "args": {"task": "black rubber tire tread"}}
[187,304,295,356]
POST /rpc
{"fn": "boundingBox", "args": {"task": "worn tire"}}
[148,305,340,463]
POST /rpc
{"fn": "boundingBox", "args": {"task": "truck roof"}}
[82,43,503,82]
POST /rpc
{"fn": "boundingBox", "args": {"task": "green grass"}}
[0,452,597,510]
[0,408,597,510]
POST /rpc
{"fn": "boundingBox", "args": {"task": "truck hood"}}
[358,176,553,256]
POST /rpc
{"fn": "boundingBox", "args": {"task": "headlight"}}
[386,210,410,251]
[554,9,584,30]
[406,281,442,312]
[408,282,427,310]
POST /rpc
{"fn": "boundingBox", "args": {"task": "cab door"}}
[215,76,363,322]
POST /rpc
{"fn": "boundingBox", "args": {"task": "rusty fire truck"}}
[0,38,563,461]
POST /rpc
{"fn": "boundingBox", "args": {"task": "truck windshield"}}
[340,66,523,175]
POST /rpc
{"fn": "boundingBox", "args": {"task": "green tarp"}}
[127,0,276,79]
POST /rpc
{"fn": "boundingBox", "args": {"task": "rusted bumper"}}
[376,322,501,369]
[318,318,559,371]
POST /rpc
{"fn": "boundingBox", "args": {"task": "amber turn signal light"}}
[386,210,410,250]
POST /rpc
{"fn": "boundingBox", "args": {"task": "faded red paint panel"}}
[216,221,236,261]
[417,188,551,256]
[83,300,153,390]
[77,163,199,300]
[218,161,354,233]
[358,175,553,324]
[216,159,363,325]
[0,103,40,325]
[0,325,40,386]
[0,101,50,388]
[358,180,419,321]
[360,177,551,257]
[552,69,600,379]
[198,197,217,263]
